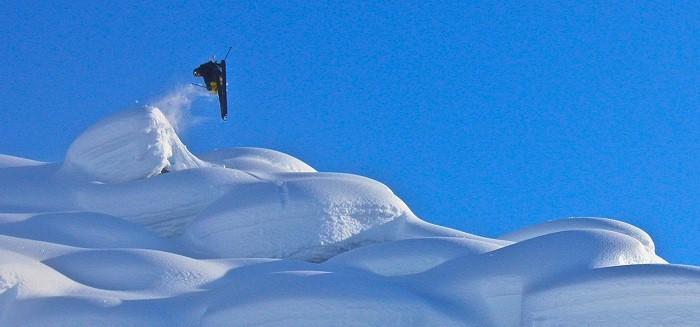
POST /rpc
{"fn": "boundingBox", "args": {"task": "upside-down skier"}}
[193,52,229,121]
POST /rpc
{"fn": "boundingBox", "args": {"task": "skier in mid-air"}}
[193,59,223,94]
[193,51,229,121]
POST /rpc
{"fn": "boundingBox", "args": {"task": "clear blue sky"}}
[0,1,697,264]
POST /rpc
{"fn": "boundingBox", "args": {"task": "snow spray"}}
[150,84,210,133]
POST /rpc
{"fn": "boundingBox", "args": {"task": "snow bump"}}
[60,106,211,183]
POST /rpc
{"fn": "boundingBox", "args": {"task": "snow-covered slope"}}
[60,106,212,183]
[0,106,698,326]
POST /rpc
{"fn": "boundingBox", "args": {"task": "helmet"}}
[193,68,201,77]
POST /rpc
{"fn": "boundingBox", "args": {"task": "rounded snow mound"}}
[198,148,316,175]
[42,249,228,293]
[183,172,416,262]
[327,236,502,276]
[0,212,171,251]
[0,154,44,169]
[499,217,658,256]
[60,106,211,183]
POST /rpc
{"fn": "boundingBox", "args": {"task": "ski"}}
[218,60,228,121]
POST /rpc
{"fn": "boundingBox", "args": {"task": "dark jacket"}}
[193,61,222,91]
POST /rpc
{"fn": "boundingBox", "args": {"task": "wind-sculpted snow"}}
[326,236,506,276]
[523,264,700,326]
[0,154,43,169]
[0,212,172,251]
[60,106,212,183]
[0,107,698,326]
[181,170,474,262]
[198,147,316,175]
[499,217,659,257]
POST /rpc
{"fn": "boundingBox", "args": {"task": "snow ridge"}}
[0,107,697,326]
[60,106,211,183]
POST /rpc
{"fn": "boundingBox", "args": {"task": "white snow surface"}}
[0,106,697,326]
[60,106,212,183]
